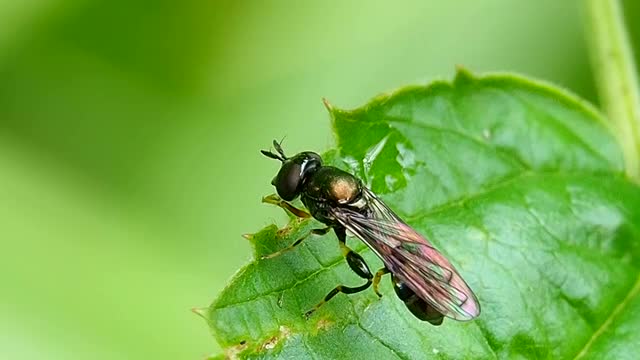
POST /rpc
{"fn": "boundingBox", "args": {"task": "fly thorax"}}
[329,176,359,204]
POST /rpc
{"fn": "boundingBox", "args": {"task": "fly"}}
[261,140,480,325]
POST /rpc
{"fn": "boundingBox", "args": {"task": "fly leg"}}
[304,227,373,318]
[261,227,331,260]
[262,194,310,218]
[372,267,391,298]
[260,193,319,259]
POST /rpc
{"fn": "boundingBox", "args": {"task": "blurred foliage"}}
[0,1,638,359]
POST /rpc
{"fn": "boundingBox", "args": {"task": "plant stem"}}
[584,0,640,182]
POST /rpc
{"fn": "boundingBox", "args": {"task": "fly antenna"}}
[273,138,287,159]
[261,138,287,162]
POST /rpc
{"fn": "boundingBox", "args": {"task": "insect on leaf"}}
[202,70,640,359]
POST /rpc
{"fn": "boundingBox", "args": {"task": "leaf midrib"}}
[573,274,640,359]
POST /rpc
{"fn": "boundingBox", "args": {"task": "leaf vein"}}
[573,274,640,359]
[356,322,411,360]
[214,247,370,310]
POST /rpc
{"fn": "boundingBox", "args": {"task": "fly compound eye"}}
[274,161,302,201]
[271,151,322,201]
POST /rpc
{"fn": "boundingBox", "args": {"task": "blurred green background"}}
[1,1,638,359]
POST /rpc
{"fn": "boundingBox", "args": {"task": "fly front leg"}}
[304,227,374,318]
[262,194,310,218]
[261,227,331,260]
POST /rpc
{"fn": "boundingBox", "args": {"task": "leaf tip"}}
[192,307,209,320]
[454,65,475,84]
[242,233,254,240]
[322,97,333,111]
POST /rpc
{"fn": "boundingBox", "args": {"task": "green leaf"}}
[202,70,640,359]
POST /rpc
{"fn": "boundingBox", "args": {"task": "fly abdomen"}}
[392,275,444,325]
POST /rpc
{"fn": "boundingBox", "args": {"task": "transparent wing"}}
[331,187,480,321]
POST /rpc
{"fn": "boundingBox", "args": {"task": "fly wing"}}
[331,187,480,321]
